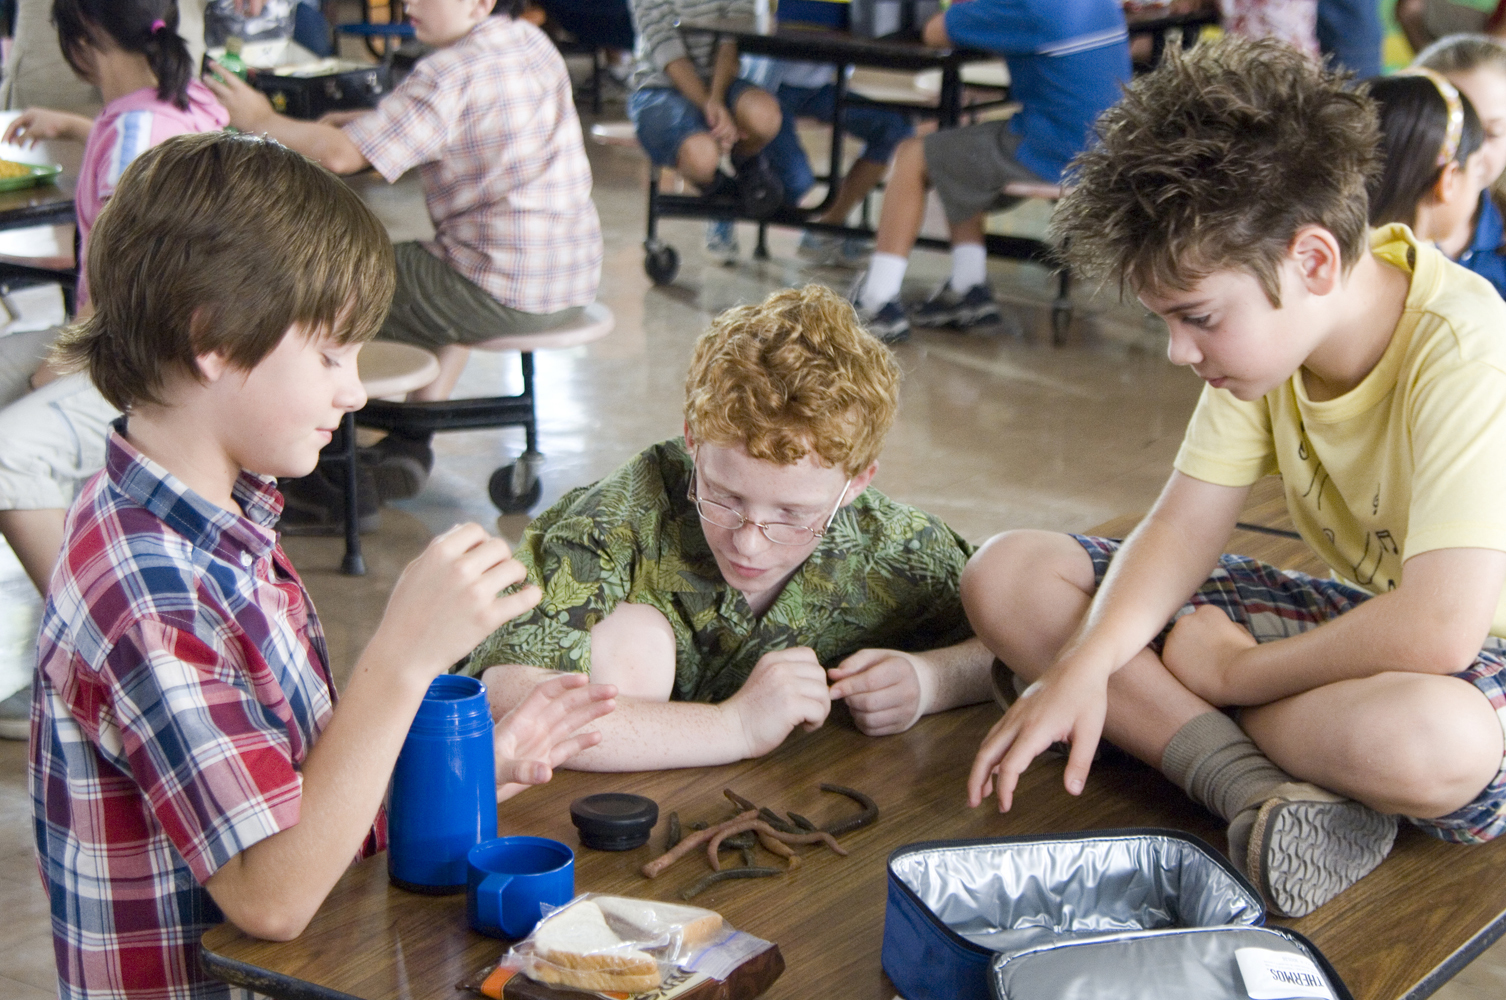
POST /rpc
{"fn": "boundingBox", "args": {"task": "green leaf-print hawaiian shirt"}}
[464,439,975,704]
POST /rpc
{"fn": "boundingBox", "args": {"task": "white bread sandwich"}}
[594,896,724,955]
[530,900,662,993]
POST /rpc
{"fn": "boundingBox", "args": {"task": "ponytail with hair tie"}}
[150,19,167,34]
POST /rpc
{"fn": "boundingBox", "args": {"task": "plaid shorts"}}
[1073,534,1506,844]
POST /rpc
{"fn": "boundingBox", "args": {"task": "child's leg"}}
[963,529,1402,916]
[961,528,1225,765]
[857,136,929,311]
[627,86,727,189]
[1241,671,1504,819]
[728,84,782,158]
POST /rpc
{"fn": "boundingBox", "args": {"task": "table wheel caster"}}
[645,242,679,285]
[489,462,543,514]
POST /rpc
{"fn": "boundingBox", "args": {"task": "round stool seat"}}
[359,342,440,398]
[590,122,640,148]
[470,302,615,354]
[1002,180,1063,201]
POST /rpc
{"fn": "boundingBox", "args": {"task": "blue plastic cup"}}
[467,836,576,939]
[387,674,498,894]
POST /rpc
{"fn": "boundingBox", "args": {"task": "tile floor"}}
[1,86,1504,999]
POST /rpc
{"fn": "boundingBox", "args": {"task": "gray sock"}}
[1161,711,1294,823]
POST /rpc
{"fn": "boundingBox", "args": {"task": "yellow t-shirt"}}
[1173,224,1506,635]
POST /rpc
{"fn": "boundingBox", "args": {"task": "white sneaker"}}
[705,219,739,266]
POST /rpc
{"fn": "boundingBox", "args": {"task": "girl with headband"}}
[1366,68,1489,265]
[1416,34,1506,298]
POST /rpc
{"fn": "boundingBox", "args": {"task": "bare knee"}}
[676,134,722,186]
[589,602,677,701]
[733,88,782,145]
[1381,676,1503,817]
[1251,673,1504,817]
[961,530,1095,676]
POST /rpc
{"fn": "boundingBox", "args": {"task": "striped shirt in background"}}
[345,16,602,316]
[629,0,756,91]
[32,426,383,1000]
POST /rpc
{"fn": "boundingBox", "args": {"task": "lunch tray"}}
[882,829,1351,1000]
[0,162,63,193]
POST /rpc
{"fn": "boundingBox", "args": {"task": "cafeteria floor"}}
[0,98,1504,1000]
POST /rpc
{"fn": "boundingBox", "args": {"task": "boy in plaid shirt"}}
[31,132,615,1000]
[205,0,603,513]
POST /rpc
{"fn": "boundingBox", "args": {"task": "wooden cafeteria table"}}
[0,111,78,232]
[203,479,1506,1000]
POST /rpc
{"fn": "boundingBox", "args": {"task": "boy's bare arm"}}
[201,66,370,175]
[203,526,613,941]
[1163,545,1506,706]
[967,471,1250,811]
[828,637,995,736]
[481,639,833,770]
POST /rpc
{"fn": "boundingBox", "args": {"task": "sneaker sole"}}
[1250,798,1397,917]
[911,303,1001,329]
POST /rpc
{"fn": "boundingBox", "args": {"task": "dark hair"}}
[52,0,193,110]
[54,132,396,411]
[1051,36,1379,306]
[1366,74,1485,227]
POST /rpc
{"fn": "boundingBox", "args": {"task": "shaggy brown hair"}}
[685,285,900,476]
[1051,36,1380,305]
[55,131,395,411]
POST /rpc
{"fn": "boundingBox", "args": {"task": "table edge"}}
[1400,909,1506,1000]
[201,941,365,1000]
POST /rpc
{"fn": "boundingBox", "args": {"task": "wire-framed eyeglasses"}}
[687,465,851,546]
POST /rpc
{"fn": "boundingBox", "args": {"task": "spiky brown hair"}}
[1051,36,1379,305]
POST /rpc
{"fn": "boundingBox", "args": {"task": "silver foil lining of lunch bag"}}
[888,833,1262,956]
[992,925,1333,1000]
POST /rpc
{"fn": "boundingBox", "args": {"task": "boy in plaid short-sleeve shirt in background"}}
[32,132,614,1000]
[205,0,603,513]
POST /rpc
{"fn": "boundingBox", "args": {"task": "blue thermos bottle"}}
[388,674,498,893]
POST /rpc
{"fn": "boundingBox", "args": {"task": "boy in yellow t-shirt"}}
[962,37,1506,918]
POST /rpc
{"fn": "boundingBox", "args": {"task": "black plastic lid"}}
[570,793,659,851]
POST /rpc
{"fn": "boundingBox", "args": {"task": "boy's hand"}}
[3,108,91,146]
[1161,605,1258,705]
[703,101,739,151]
[966,658,1108,811]
[372,523,542,681]
[494,673,617,802]
[828,648,931,736]
[202,62,277,132]
[721,646,832,757]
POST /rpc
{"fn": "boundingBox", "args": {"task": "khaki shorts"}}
[923,120,1044,225]
[377,242,584,352]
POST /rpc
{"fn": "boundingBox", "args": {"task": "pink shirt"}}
[76,80,229,302]
[344,17,602,315]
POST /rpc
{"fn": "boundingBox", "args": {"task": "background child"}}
[626,0,784,263]
[0,0,229,738]
[1366,71,1488,261]
[1417,34,1506,296]
[33,131,615,1000]
[850,0,1131,342]
[963,37,1506,919]
[205,0,604,521]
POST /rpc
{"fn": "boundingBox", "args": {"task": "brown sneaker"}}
[1236,782,1397,918]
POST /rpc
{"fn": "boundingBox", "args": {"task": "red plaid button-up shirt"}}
[345,16,603,315]
[31,425,381,1000]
